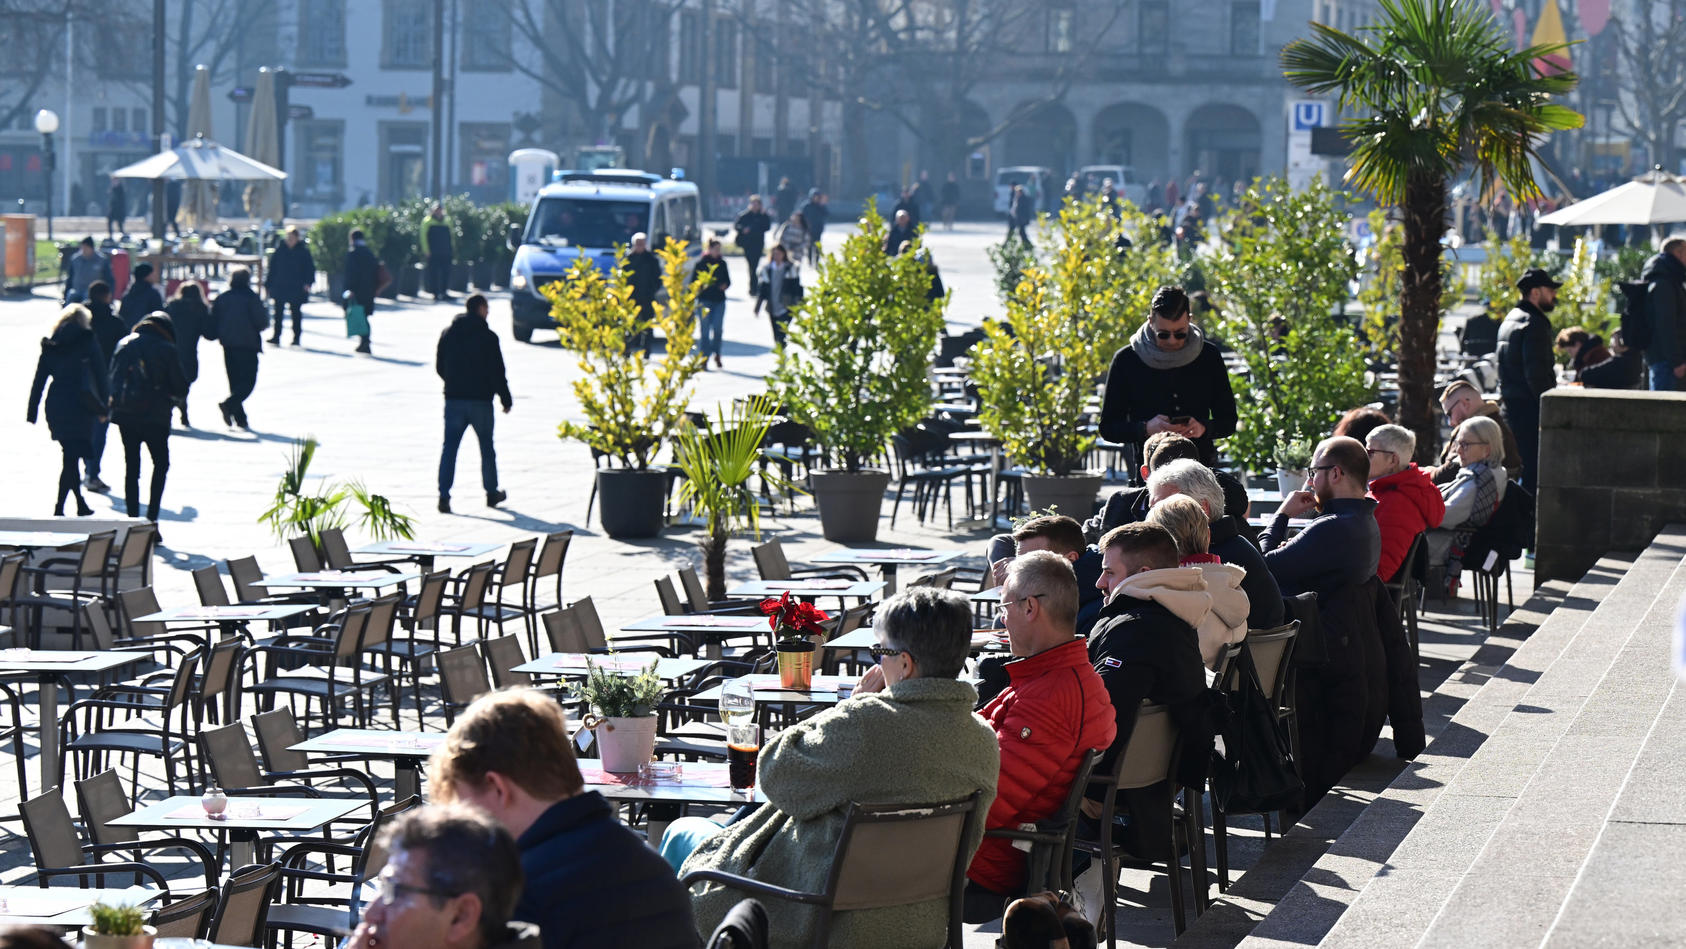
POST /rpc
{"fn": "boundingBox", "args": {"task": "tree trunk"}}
[702,520,728,602]
[842,98,869,197]
[1398,171,1448,464]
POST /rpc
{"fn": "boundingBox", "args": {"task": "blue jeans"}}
[658,815,726,873]
[438,400,498,499]
[87,418,109,479]
[696,299,725,358]
[1650,362,1680,391]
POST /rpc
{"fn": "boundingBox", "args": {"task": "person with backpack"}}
[27,305,107,516]
[84,280,124,494]
[1638,237,1686,390]
[108,313,188,528]
[206,268,269,430]
[118,263,163,329]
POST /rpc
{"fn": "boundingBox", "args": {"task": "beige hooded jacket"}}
[1191,562,1251,666]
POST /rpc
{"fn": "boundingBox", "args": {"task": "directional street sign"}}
[287,105,314,121]
[289,72,353,89]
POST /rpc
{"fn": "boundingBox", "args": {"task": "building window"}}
[1231,0,1260,52]
[461,8,512,71]
[1139,0,1169,54]
[460,122,510,200]
[112,110,128,133]
[298,0,346,67]
[296,120,345,202]
[1047,6,1075,53]
[383,0,432,70]
[132,108,147,132]
[752,25,775,90]
[92,108,107,133]
[714,18,738,89]
[678,10,703,84]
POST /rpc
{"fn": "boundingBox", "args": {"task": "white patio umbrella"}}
[1537,167,1686,226]
[242,68,284,221]
[111,135,287,183]
[182,65,218,231]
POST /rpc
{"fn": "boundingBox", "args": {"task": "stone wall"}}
[1536,387,1686,584]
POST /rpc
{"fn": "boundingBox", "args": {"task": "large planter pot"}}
[1023,472,1105,520]
[1276,468,1307,495]
[776,639,816,689]
[809,469,892,542]
[82,927,156,949]
[326,271,345,303]
[392,262,420,299]
[450,262,472,292]
[472,260,496,290]
[597,468,668,539]
[594,715,658,772]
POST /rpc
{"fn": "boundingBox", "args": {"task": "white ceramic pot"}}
[595,715,659,773]
[1276,468,1307,496]
[82,926,156,949]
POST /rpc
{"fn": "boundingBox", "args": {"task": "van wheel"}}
[512,323,534,343]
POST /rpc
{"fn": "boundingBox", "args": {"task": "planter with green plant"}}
[772,206,946,541]
[760,591,830,689]
[1273,438,1314,495]
[544,241,704,538]
[84,901,154,949]
[673,393,799,600]
[579,658,665,772]
[259,437,416,556]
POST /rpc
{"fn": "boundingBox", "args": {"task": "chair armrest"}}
[790,566,872,582]
[38,861,171,892]
[88,838,217,888]
[266,766,379,807]
[226,783,321,798]
[679,869,828,905]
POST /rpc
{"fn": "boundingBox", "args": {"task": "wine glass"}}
[720,677,755,727]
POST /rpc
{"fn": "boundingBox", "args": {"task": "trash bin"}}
[0,214,33,283]
[109,247,130,297]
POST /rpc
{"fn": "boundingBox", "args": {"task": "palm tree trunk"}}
[703,519,729,602]
[1398,171,1448,463]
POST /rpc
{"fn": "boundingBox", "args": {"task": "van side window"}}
[652,201,671,248]
[674,197,700,244]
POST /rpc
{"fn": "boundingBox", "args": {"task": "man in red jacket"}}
[1365,424,1445,582]
[967,551,1117,921]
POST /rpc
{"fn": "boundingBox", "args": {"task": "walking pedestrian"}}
[893,188,921,227]
[345,229,379,353]
[775,212,809,264]
[422,204,455,302]
[436,294,512,514]
[773,176,798,223]
[940,172,961,231]
[107,313,188,528]
[799,189,829,265]
[165,179,182,239]
[266,226,315,346]
[207,267,268,429]
[910,169,932,222]
[106,178,127,238]
[692,239,731,370]
[884,210,916,256]
[27,305,106,516]
[118,263,163,329]
[1006,183,1033,247]
[623,233,661,355]
[754,244,801,347]
[84,281,121,492]
[62,236,113,304]
[163,283,209,427]
[732,195,772,294]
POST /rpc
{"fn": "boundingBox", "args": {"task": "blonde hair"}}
[427,689,583,802]
[1146,494,1211,556]
[53,304,91,335]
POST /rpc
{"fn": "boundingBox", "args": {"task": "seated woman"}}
[1145,494,1250,667]
[665,587,1000,946]
[1427,415,1508,594]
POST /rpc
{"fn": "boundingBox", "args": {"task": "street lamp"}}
[34,108,59,241]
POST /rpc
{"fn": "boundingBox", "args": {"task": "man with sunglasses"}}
[1099,285,1238,466]
[1260,435,1381,597]
[346,804,540,949]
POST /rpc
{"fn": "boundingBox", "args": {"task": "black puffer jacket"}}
[28,324,106,441]
[1496,300,1556,407]
[119,280,164,329]
[437,314,512,407]
[108,320,189,426]
[266,240,316,305]
[209,285,269,351]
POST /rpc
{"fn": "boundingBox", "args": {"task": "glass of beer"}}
[727,723,760,791]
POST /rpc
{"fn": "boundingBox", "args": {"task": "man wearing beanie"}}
[118,262,163,329]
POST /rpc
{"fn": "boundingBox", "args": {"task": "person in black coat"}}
[84,281,124,492]
[1143,456,1287,631]
[265,226,316,346]
[106,178,127,238]
[28,305,107,516]
[1007,184,1033,246]
[118,263,164,329]
[1496,269,1559,495]
[207,268,269,430]
[436,294,512,513]
[623,233,663,355]
[1099,286,1239,466]
[798,190,828,265]
[108,314,188,524]
[163,283,209,427]
[732,196,772,293]
[940,172,962,230]
[1260,436,1381,598]
[772,176,798,223]
[344,229,379,353]
[884,210,915,257]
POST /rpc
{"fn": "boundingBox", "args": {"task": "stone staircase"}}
[1179,525,1686,948]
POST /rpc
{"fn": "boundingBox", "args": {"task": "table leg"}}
[35,673,57,794]
[881,564,900,597]
[230,830,255,870]
[396,760,419,802]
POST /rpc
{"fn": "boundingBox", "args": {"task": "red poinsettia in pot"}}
[760,592,829,689]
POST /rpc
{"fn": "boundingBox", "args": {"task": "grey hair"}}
[875,587,972,680]
[1367,423,1416,459]
[380,804,524,946]
[1146,459,1225,523]
[1457,415,1502,452]
[1006,550,1079,628]
[1145,494,1210,556]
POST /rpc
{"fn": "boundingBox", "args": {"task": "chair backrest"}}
[331,605,374,661]
[1387,532,1427,588]
[152,886,218,939]
[227,556,266,602]
[906,567,957,591]
[19,787,86,872]
[823,792,982,944]
[678,565,710,612]
[1213,641,1246,690]
[499,539,537,592]
[1113,703,1176,792]
[77,529,118,578]
[340,794,424,924]
[533,530,573,580]
[655,575,686,615]
[572,596,609,650]
[83,603,117,650]
[199,722,267,790]
[161,646,205,713]
[456,561,495,610]
[751,540,793,581]
[288,535,323,572]
[1244,622,1300,704]
[198,637,245,722]
[482,634,531,688]
[408,570,452,627]
[114,524,156,570]
[208,862,282,947]
[542,608,587,653]
[0,550,24,601]
[119,586,166,641]
[361,593,402,652]
[318,528,353,570]
[827,602,874,642]
[251,708,309,774]
[193,566,233,606]
[438,644,493,720]
[76,769,138,846]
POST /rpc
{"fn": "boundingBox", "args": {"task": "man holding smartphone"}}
[1099,285,1238,468]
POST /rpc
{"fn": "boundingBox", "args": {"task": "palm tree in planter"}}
[673,393,799,600]
[773,206,947,542]
[970,197,1180,516]
[259,437,416,555]
[544,241,704,538]
[1282,0,1580,460]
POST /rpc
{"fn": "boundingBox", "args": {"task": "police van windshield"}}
[527,198,650,248]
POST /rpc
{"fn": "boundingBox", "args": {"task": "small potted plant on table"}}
[761,591,829,689]
[579,658,666,773]
[84,901,155,949]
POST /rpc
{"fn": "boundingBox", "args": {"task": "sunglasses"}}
[868,644,910,662]
[1155,330,1189,340]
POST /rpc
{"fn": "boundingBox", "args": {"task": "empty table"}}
[0,648,144,791]
[809,547,966,594]
[247,569,421,605]
[351,539,504,571]
[0,885,161,929]
[620,614,769,657]
[513,653,713,683]
[948,430,1004,525]
[110,795,368,868]
[289,728,448,802]
[726,579,884,601]
[133,603,316,641]
[692,673,861,706]
[0,530,87,549]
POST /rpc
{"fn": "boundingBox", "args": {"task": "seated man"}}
[346,804,539,949]
[1083,432,1250,542]
[969,552,1117,921]
[1261,436,1382,597]
[1145,494,1249,667]
[1084,523,1212,863]
[986,515,1106,635]
[427,690,698,949]
[1428,380,1523,485]
[674,588,1000,945]
[1365,423,1445,582]
[1146,458,1284,630]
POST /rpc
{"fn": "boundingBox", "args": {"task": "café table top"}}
[827,627,1009,654]
[577,759,758,805]
[133,604,316,623]
[247,569,421,590]
[621,614,769,633]
[692,673,861,704]
[0,530,88,549]
[810,547,966,567]
[512,653,714,680]
[1246,515,1316,530]
[110,795,366,832]
[1246,487,1286,503]
[0,649,143,675]
[288,728,448,759]
[352,539,504,559]
[726,579,884,599]
[971,586,1005,602]
[0,885,161,927]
